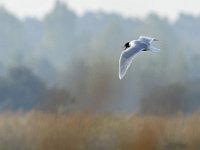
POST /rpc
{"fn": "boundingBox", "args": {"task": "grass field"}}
[1,111,200,150]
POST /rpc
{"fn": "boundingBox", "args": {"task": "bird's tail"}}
[149,46,160,52]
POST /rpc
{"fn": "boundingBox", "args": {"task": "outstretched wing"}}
[119,42,146,79]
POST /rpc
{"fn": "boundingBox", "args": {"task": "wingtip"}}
[119,75,122,80]
[119,74,124,80]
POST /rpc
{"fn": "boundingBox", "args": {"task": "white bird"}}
[119,36,160,80]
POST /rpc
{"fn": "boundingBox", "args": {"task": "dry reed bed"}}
[0,111,200,150]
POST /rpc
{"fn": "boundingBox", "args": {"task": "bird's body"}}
[119,36,160,79]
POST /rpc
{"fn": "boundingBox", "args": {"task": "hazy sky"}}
[0,0,200,21]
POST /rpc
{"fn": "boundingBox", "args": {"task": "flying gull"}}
[119,36,160,79]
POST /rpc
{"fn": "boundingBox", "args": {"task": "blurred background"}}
[1,1,200,150]
[0,0,199,115]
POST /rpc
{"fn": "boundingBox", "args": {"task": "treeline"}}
[0,1,200,113]
[0,66,74,112]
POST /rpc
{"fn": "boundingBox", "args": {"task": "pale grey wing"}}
[119,43,146,79]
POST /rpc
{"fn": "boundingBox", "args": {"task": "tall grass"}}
[0,111,200,150]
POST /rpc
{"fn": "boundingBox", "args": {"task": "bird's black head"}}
[124,42,130,50]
